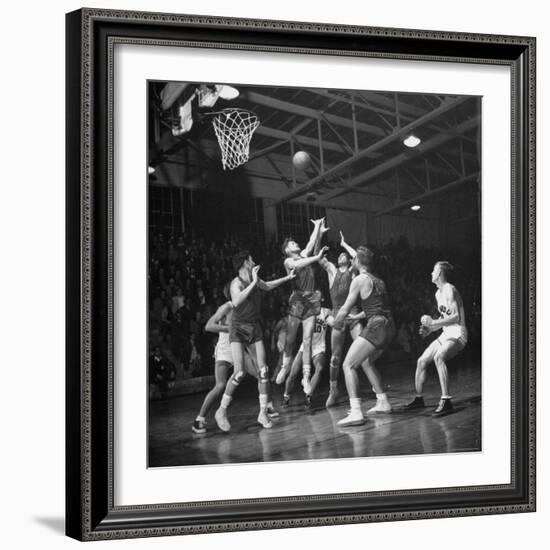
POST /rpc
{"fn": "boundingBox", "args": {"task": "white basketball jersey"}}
[436,283,468,343]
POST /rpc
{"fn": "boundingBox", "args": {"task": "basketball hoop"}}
[211,109,260,170]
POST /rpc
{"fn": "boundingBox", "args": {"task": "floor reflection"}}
[149,360,481,467]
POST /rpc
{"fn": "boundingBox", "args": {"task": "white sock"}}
[329,381,338,391]
[376,392,388,401]
[441,395,451,399]
[303,364,311,379]
[196,415,205,422]
[220,394,232,409]
[350,397,362,412]
[259,394,268,411]
[282,356,292,369]
[267,401,274,409]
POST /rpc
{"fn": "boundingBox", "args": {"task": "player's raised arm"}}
[230,267,259,307]
[300,218,324,257]
[315,221,336,277]
[285,246,328,272]
[257,269,296,291]
[205,301,233,333]
[340,231,357,259]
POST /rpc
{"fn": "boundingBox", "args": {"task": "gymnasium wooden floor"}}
[148,357,481,468]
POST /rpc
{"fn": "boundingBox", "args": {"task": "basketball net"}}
[212,109,260,170]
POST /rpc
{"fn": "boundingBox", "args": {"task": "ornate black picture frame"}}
[66,8,536,541]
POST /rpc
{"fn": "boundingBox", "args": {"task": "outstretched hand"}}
[287,268,297,279]
[317,245,329,259]
[251,265,260,281]
[320,218,330,234]
[310,217,324,227]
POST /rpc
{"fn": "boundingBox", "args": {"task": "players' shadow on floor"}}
[34,517,65,535]
[392,406,465,418]
[392,395,481,417]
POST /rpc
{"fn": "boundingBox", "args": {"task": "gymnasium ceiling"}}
[149,82,481,217]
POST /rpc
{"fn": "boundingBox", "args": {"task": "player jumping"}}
[275,218,328,394]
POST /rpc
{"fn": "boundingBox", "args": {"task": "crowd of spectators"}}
[148,230,481,385]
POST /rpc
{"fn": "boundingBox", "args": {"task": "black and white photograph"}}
[147,81,482,468]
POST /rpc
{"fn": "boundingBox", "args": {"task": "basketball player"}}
[282,307,330,408]
[214,251,295,432]
[331,247,396,426]
[276,218,328,392]
[404,261,467,416]
[192,285,278,434]
[317,226,364,407]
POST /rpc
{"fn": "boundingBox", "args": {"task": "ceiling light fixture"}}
[403,134,421,148]
[410,204,421,211]
[218,85,240,100]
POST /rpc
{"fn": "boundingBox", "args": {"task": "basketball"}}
[420,315,433,327]
[292,150,311,170]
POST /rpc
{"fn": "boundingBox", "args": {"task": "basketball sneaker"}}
[432,398,454,417]
[403,396,425,410]
[337,410,365,427]
[366,397,392,414]
[305,394,312,409]
[257,410,273,428]
[214,407,231,432]
[192,418,207,434]
[267,404,280,418]
[282,394,291,408]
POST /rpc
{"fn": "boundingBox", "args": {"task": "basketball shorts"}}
[214,339,234,364]
[289,290,321,321]
[438,325,468,349]
[229,319,263,346]
[299,338,326,358]
[359,315,395,350]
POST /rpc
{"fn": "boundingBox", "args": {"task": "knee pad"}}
[232,370,246,385]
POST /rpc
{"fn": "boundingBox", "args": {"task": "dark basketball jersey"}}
[291,263,315,292]
[360,273,392,319]
[330,269,353,309]
[233,277,261,323]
